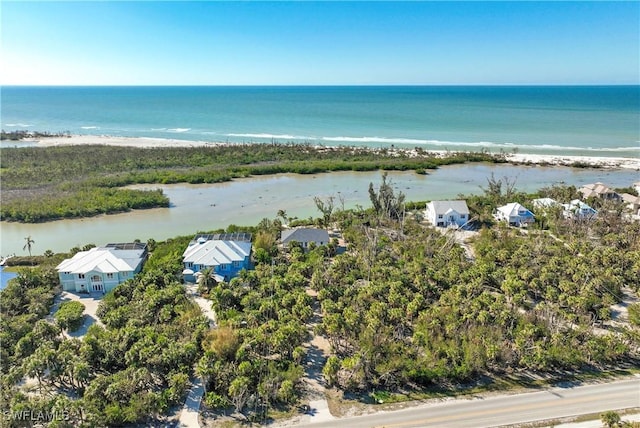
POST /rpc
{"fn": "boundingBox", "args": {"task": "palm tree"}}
[277,209,288,225]
[23,235,35,256]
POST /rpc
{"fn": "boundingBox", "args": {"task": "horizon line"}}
[3,83,639,88]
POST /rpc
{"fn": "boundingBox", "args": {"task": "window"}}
[460,214,466,219]
[438,214,443,219]
[233,261,241,268]
[106,273,114,279]
[186,262,193,268]
[78,274,85,279]
[220,264,228,271]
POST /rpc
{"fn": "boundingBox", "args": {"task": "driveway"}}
[48,291,105,338]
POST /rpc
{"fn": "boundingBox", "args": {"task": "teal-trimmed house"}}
[182,233,252,283]
[495,202,535,227]
[56,243,148,293]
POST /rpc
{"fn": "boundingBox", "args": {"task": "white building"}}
[562,199,597,220]
[495,203,535,227]
[56,243,147,293]
[532,198,560,210]
[424,200,470,228]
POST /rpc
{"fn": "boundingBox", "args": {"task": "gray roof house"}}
[281,228,330,249]
[424,200,470,228]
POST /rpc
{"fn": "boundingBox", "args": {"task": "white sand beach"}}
[7,134,640,170]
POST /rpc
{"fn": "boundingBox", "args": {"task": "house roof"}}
[497,202,534,218]
[426,200,469,216]
[621,193,640,204]
[580,182,616,197]
[563,199,596,211]
[182,240,251,266]
[191,232,252,243]
[281,228,330,244]
[56,246,145,274]
[105,242,147,251]
[532,198,559,208]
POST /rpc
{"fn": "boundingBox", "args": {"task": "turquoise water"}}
[2,86,639,156]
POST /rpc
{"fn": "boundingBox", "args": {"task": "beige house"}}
[621,193,640,216]
[579,182,619,200]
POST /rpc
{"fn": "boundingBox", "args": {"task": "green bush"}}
[54,301,85,331]
[629,303,640,327]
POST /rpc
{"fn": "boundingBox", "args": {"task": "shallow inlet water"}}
[1,163,638,256]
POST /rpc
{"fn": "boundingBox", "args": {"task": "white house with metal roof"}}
[424,200,470,228]
[532,198,560,210]
[562,199,597,220]
[495,202,535,227]
[56,243,147,293]
[182,234,252,283]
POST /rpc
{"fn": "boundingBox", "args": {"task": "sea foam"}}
[226,133,315,140]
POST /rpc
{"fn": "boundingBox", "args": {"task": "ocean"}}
[1,86,639,157]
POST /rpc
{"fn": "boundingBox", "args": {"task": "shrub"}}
[629,303,640,327]
[54,301,85,331]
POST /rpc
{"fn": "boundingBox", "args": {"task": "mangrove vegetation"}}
[0,143,505,222]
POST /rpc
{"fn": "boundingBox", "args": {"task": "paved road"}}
[299,378,640,428]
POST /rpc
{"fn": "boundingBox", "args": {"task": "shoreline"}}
[2,134,639,170]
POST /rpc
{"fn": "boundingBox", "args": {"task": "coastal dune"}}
[8,134,639,170]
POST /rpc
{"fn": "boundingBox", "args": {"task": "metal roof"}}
[56,246,146,274]
[426,200,469,215]
[182,240,252,266]
[497,202,534,218]
[281,228,330,244]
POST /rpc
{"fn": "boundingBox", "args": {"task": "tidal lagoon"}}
[1,163,638,256]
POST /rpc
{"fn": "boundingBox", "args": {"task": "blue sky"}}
[1,1,638,85]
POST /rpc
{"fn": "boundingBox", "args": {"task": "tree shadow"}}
[67,314,99,338]
[304,342,328,385]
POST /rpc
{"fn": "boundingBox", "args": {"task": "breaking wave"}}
[223,133,639,153]
[226,133,316,140]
